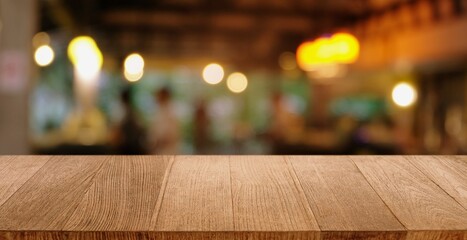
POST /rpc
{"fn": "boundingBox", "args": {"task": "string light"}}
[68,36,103,80]
[202,63,224,85]
[392,82,417,107]
[34,45,54,67]
[296,32,360,72]
[124,53,145,82]
[227,72,248,93]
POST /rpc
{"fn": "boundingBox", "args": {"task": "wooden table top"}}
[0,156,466,240]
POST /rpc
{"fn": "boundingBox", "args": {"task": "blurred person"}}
[267,92,304,153]
[149,87,180,154]
[233,121,254,154]
[193,99,210,154]
[113,88,147,154]
[393,115,418,154]
[269,92,299,139]
[334,115,359,153]
[441,105,464,154]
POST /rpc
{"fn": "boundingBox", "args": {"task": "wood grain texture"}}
[352,156,467,231]
[230,156,319,233]
[0,156,107,230]
[0,156,16,170]
[0,156,50,206]
[0,232,64,240]
[408,156,467,209]
[0,231,323,240]
[64,156,173,231]
[289,156,405,233]
[1,155,466,240]
[406,230,466,240]
[148,232,321,240]
[154,156,234,231]
[320,231,406,240]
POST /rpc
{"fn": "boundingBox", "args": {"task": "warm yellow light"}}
[297,37,334,71]
[32,32,50,48]
[124,70,144,82]
[296,41,316,71]
[392,82,417,107]
[202,63,224,85]
[297,33,360,71]
[68,36,103,79]
[68,36,103,67]
[227,72,248,93]
[34,45,54,67]
[123,53,144,82]
[331,33,360,64]
[314,37,335,64]
[124,53,144,75]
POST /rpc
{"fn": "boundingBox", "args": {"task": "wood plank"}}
[288,156,405,234]
[455,155,467,162]
[230,156,319,234]
[63,155,173,231]
[406,230,466,240]
[154,155,234,231]
[0,232,64,240]
[148,231,321,240]
[0,155,465,239]
[320,231,406,240]
[352,156,467,232]
[0,156,51,206]
[0,231,322,240]
[0,156,107,230]
[0,231,154,240]
[408,156,467,209]
[0,155,16,170]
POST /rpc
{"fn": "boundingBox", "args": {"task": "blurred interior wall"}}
[0,0,37,154]
[351,5,467,153]
[354,14,467,69]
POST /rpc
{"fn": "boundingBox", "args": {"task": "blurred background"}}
[0,0,466,155]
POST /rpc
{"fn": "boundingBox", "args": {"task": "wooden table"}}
[0,156,466,239]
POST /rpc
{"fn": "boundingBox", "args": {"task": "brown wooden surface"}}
[230,156,319,234]
[0,156,108,230]
[288,156,405,238]
[0,155,466,240]
[155,156,234,231]
[352,156,467,231]
[407,156,467,209]
[0,156,50,206]
[64,156,173,231]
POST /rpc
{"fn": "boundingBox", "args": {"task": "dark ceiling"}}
[40,0,408,70]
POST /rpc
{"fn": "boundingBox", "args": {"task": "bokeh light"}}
[124,53,145,82]
[296,41,316,71]
[297,33,360,71]
[32,32,50,48]
[68,36,103,80]
[227,72,248,93]
[392,82,417,107]
[124,54,144,75]
[332,33,360,64]
[202,63,224,85]
[34,45,54,67]
[314,37,335,64]
[124,70,144,82]
[278,52,297,70]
